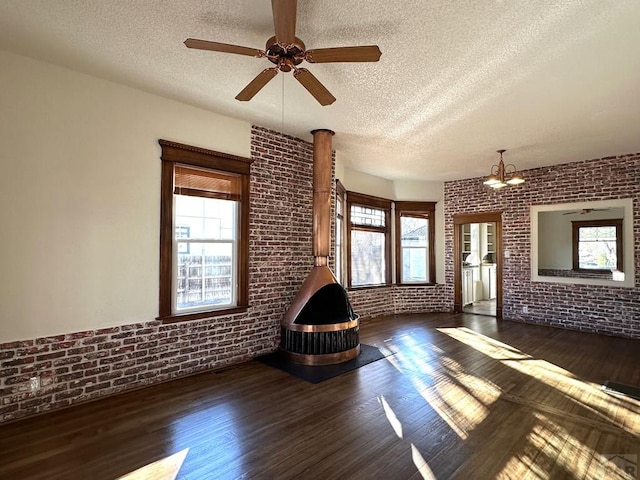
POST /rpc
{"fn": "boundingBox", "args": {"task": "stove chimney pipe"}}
[311,129,334,266]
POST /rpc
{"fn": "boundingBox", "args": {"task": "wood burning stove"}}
[281,129,360,366]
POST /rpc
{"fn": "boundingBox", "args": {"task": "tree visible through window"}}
[396,202,436,284]
[346,192,391,287]
[572,219,623,271]
[350,206,387,286]
[400,216,429,281]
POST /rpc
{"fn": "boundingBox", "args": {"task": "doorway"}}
[453,212,502,318]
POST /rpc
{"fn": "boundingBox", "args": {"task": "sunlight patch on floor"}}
[383,340,500,440]
[437,327,533,362]
[118,448,189,480]
[497,412,635,480]
[376,393,438,479]
[379,394,403,439]
[411,443,437,480]
[380,326,639,479]
[438,327,640,435]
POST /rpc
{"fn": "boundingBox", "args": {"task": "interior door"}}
[453,213,503,318]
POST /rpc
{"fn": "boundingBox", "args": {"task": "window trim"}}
[571,218,623,272]
[395,201,436,285]
[335,180,346,285]
[346,191,392,288]
[158,139,252,323]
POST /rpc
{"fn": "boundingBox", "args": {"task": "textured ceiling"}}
[1,0,639,181]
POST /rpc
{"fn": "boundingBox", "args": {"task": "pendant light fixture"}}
[483,149,524,189]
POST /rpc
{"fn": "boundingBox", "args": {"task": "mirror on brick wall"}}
[531,198,635,287]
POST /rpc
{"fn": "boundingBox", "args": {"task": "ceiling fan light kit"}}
[483,149,525,189]
[184,0,382,106]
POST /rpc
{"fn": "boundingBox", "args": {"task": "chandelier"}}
[483,149,524,189]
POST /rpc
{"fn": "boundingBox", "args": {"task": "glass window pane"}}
[400,216,428,282]
[351,230,385,286]
[401,216,428,246]
[402,248,428,282]
[175,195,236,240]
[578,226,617,269]
[176,242,233,310]
[579,226,616,241]
[174,194,237,311]
[336,217,342,284]
[351,205,385,227]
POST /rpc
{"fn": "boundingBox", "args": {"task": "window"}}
[335,180,346,284]
[158,140,251,322]
[395,202,436,284]
[572,219,623,271]
[346,192,392,287]
[341,192,437,288]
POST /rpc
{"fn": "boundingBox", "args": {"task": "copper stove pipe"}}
[311,129,334,266]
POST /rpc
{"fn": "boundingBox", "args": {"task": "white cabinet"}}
[462,267,477,305]
[479,264,497,299]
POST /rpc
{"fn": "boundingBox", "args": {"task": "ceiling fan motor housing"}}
[265,36,306,71]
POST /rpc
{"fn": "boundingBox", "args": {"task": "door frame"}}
[453,212,503,318]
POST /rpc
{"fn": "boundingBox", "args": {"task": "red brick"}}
[84,382,111,394]
[65,331,94,340]
[35,351,65,361]
[2,356,35,367]
[35,335,66,344]
[113,375,137,386]
[68,346,95,355]
[96,327,120,335]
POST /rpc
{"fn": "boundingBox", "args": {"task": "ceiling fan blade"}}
[306,45,382,63]
[272,0,297,45]
[184,38,264,57]
[235,68,279,101]
[293,68,336,106]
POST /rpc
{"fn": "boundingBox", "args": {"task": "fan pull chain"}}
[281,73,285,134]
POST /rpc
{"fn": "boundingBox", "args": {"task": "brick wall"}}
[444,152,640,338]
[349,285,449,319]
[0,319,271,421]
[0,126,317,423]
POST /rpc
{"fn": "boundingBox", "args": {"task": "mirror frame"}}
[531,198,635,287]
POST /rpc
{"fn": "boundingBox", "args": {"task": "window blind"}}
[174,165,241,201]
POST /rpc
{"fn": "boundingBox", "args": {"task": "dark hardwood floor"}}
[1,313,639,480]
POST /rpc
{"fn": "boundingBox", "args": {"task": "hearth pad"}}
[255,344,391,383]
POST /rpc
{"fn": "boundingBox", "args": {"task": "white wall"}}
[538,212,572,269]
[0,50,251,342]
[340,165,396,199]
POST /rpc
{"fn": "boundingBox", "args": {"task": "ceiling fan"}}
[184,0,382,106]
[562,208,610,215]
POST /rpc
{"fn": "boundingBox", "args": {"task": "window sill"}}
[347,284,392,291]
[573,268,618,273]
[158,305,250,324]
[347,283,439,291]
